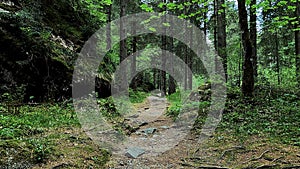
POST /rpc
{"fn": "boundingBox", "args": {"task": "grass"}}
[164,86,300,168]
[218,86,300,146]
[0,87,299,168]
[0,103,111,168]
[166,85,300,147]
[129,89,150,103]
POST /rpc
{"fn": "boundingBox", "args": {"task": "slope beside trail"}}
[107,95,300,169]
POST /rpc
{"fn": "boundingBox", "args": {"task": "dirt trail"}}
[106,96,300,169]
[107,95,202,168]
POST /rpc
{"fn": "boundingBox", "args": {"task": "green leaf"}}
[140,4,154,12]
[162,22,170,27]
[148,27,156,32]
[166,3,177,10]
[158,2,165,8]
[278,0,288,6]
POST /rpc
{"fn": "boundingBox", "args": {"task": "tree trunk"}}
[250,0,257,78]
[161,0,167,95]
[168,0,176,95]
[131,21,137,89]
[203,2,208,36]
[188,21,193,90]
[106,3,112,51]
[296,1,300,86]
[275,31,280,85]
[238,0,254,97]
[119,0,127,91]
[216,0,227,81]
[213,0,217,50]
[183,0,188,90]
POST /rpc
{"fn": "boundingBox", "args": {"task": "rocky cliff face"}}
[0,0,98,102]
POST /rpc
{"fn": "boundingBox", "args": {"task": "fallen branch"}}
[179,162,194,167]
[243,150,270,164]
[220,146,245,159]
[255,164,279,169]
[198,166,230,169]
[271,156,283,162]
[253,150,270,160]
[282,166,300,169]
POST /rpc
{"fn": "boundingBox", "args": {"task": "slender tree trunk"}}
[131,21,137,89]
[187,0,194,90]
[106,4,112,51]
[250,0,257,78]
[238,39,242,87]
[183,0,188,90]
[120,0,127,91]
[161,0,167,95]
[104,3,112,71]
[238,0,254,97]
[168,0,176,95]
[153,69,157,89]
[188,21,193,90]
[213,0,217,50]
[296,0,300,86]
[275,31,280,85]
[203,2,208,36]
[216,0,227,81]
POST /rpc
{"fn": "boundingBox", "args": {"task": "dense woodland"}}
[0,0,300,168]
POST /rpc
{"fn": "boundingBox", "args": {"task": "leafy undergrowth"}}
[189,86,300,168]
[219,86,300,146]
[164,86,300,168]
[0,87,299,168]
[129,89,150,104]
[0,103,110,168]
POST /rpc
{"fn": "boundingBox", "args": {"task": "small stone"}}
[142,128,157,134]
[160,126,169,129]
[125,147,145,158]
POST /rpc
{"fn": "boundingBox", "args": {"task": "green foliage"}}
[140,3,154,12]
[166,91,182,118]
[0,103,78,139]
[219,88,300,145]
[129,89,149,103]
[0,85,26,103]
[97,97,119,120]
[80,0,109,23]
[28,138,52,162]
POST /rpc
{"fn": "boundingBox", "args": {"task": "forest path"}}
[106,95,300,169]
[107,95,204,168]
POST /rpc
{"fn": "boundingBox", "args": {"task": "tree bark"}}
[216,0,227,81]
[213,0,217,50]
[238,0,254,97]
[161,0,167,95]
[296,0,300,86]
[188,20,193,90]
[168,0,176,95]
[119,0,127,91]
[106,3,112,51]
[203,2,208,36]
[275,31,280,85]
[131,21,137,89]
[250,0,257,78]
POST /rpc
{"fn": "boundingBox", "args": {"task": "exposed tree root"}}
[197,166,230,169]
[243,150,270,164]
[219,146,245,159]
[282,166,300,169]
[254,164,279,169]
